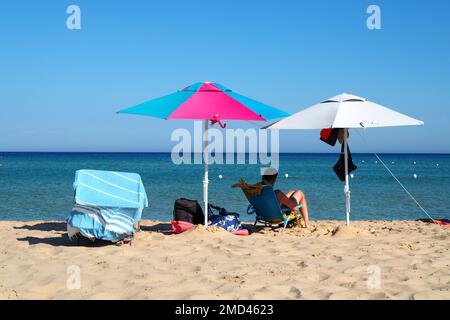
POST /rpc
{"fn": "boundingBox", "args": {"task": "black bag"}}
[333,143,357,181]
[173,198,205,224]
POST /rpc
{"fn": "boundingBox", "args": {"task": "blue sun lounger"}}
[67,169,148,243]
[235,180,302,232]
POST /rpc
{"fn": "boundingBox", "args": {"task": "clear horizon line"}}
[1,151,449,155]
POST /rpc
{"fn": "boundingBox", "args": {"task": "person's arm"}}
[275,190,299,210]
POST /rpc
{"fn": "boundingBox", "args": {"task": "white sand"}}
[0,220,448,300]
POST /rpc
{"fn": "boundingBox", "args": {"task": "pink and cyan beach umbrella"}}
[118,82,289,226]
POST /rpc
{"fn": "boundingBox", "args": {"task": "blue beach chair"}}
[235,180,302,232]
[67,169,148,243]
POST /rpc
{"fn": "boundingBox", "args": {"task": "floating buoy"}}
[375,161,378,164]
[436,164,439,167]
[285,173,289,178]
[413,174,418,179]
[350,173,354,178]
[361,160,365,163]
[413,161,416,165]
[218,174,223,179]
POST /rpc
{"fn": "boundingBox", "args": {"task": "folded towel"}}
[232,178,264,199]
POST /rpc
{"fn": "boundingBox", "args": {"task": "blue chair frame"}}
[244,184,302,232]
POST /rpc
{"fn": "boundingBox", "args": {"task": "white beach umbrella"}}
[264,93,424,225]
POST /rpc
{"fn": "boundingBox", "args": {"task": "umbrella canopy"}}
[264,93,424,225]
[118,82,289,226]
[266,93,424,129]
[118,82,288,122]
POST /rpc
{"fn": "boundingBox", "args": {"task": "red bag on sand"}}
[171,220,194,234]
[432,219,450,227]
[231,229,249,236]
[171,220,250,236]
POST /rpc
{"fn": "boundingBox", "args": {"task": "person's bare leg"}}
[275,190,298,209]
[275,189,292,204]
[290,190,310,227]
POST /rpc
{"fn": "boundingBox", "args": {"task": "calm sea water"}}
[0,152,449,221]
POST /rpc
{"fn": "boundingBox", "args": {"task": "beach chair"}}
[67,169,148,243]
[234,179,302,232]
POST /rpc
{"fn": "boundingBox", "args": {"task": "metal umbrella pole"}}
[203,120,209,227]
[343,128,351,226]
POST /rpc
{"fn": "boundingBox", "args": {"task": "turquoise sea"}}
[0,153,449,222]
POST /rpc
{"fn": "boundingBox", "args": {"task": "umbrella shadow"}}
[244,223,267,234]
[17,234,112,247]
[139,222,173,235]
[140,222,264,235]
[244,223,294,234]
[14,221,67,232]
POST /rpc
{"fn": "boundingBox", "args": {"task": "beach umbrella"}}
[117,82,289,226]
[264,93,424,225]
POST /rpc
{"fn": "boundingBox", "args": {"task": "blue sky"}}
[1,0,449,153]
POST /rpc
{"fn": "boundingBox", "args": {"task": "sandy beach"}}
[0,220,448,300]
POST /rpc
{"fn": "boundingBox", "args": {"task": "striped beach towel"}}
[67,169,149,242]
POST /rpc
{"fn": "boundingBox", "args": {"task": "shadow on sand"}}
[139,222,173,234]
[140,222,261,234]
[17,234,112,247]
[14,221,67,232]
[15,222,263,247]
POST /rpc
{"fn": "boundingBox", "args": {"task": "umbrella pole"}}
[343,128,351,226]
[203,120,209,227]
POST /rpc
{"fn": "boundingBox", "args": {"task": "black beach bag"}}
[333,144,357,181]
[173,198,205,224]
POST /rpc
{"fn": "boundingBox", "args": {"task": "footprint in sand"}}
[340,282,357,289]
[289,286,302,298]
[95,260,108,269]
[413,290,450,300]
[0,289,19,300]
[192,265,202,273]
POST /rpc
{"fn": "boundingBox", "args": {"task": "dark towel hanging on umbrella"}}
[333,143,357,181]
[320,128,340,146]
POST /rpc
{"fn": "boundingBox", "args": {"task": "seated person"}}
[262,168,310,228]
